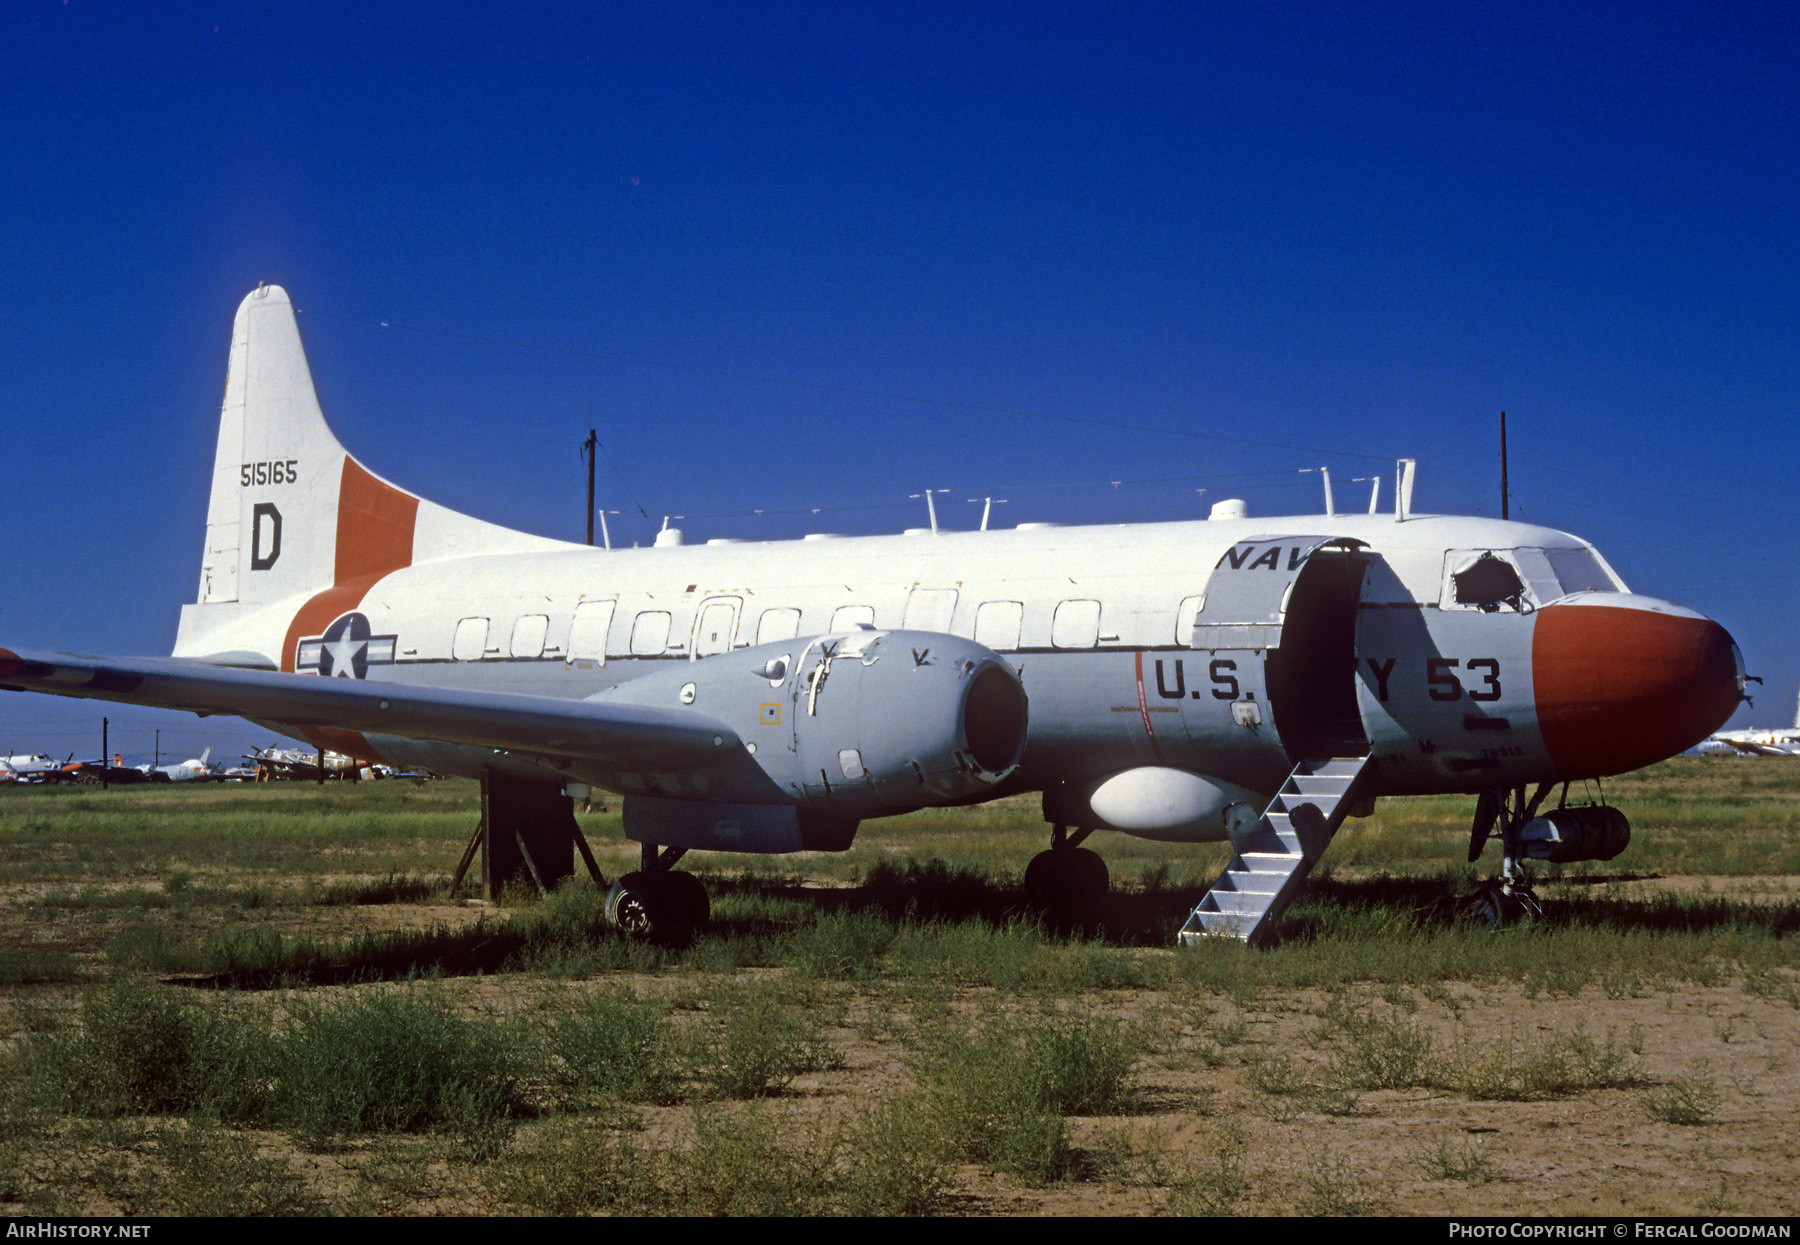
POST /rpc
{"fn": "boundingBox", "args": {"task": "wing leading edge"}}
[0,645,761,787]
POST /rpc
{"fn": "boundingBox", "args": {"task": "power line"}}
[296,306,1398,464]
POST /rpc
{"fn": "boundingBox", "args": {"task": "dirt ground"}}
[3,876,1797,1217]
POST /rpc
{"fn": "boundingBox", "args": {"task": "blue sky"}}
[2,1,1795,765]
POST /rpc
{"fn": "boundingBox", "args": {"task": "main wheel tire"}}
[1024,848,1109,917]
[661,870,711,928]
[1069,847,1109,897]
[1024,850,1066,909]
[606,872,671,941]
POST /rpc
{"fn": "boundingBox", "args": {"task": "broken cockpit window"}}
[1449,552,1528,613]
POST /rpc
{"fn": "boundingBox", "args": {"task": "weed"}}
[787,908,898,981]
[156,1121,327,1215]
[488,1115,666,1215]
[692,981,842,1098]
[1301,1151,1376,1215]
[0,942,80,985]
[840,1090,957,1214]
[18,978,276,1122]
[909,1010,1092,1183]
[1441,1024,1643,1101]
[1643,1066,1723,1126]
[1331,1013,1433,1090]
[680,1102,840,1215]
[277,987,526,1154]
[1023,1008,1142,1114]
[1210,1016,1249,1046]
[1413,1134,1498,1184]
[548,985,687,1105]
[1164,1120,1247,1216]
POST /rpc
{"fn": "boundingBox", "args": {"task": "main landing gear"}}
[605,844,711,944]
[1025,824,1110,920]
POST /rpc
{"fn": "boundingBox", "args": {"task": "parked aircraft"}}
[145,748,222,782]
[1707,685,1800,756]
[0,754,68,784]
[0,285,1748,941]
[244,744,366,781]
[58,754,150,785]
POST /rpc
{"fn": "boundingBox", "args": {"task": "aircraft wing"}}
[0,645,744,775]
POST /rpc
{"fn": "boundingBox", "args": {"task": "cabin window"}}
[756,607,802,645]
[903,588,958,632]
[510,614,548,658]
[452,617,489,661]
[568,599,616,665]
[630,611,672,656]
[830,604,876,631]
[973,600,1023,652]
[1051,599,1102,648]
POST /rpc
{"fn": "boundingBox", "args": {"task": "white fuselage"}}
[175,506,1666,818]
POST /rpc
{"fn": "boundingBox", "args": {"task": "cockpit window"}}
[1442,546,1624,613]
[1450,552,1527,613]
[1542,547,1618,594]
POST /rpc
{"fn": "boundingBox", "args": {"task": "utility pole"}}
[583,429,598,546]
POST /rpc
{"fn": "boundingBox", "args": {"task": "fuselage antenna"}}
[1500,410,1510,520]
[911,488,947,534]
[965,497,1007,530]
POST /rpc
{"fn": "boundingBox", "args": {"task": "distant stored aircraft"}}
[1707,685,1800,756]
[0,285,1748,942]
[145,747,221,782]
[243,744,364,781]
[0,754,68,783]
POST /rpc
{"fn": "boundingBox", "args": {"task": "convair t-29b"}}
[0,286,1748,943]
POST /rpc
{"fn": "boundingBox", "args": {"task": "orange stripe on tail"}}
[279,457,421,673]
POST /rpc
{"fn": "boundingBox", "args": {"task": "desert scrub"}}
[15,977,276,1123]
[690,980,843,1098]
[1642,1065,1723,1125]
[276,987,527,1155]
[909,1006,1142,1183]
[546,985,687,1105]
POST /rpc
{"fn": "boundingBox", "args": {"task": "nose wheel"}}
[1465,879,1543,928]
[1465,784,1550,930]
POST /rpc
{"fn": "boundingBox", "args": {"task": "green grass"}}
[1,758,1797,1213]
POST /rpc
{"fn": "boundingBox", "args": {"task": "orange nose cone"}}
[1533,603,1742,778]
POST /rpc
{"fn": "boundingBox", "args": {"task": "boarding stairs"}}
[1178,754,1373,948]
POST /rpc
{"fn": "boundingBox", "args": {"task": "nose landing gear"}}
[1466,782,1631,928]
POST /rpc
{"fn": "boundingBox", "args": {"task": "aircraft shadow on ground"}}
[168,866,1800,991]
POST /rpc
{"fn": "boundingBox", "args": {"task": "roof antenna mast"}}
[1500,411,1509,521]
[583,427,598,546]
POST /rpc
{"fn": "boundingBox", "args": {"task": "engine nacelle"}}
[1517,805,1631,863]
[597,629,1028,827]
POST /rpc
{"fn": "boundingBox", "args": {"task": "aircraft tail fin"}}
[192,284,353,612]
[176,284,571,668]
